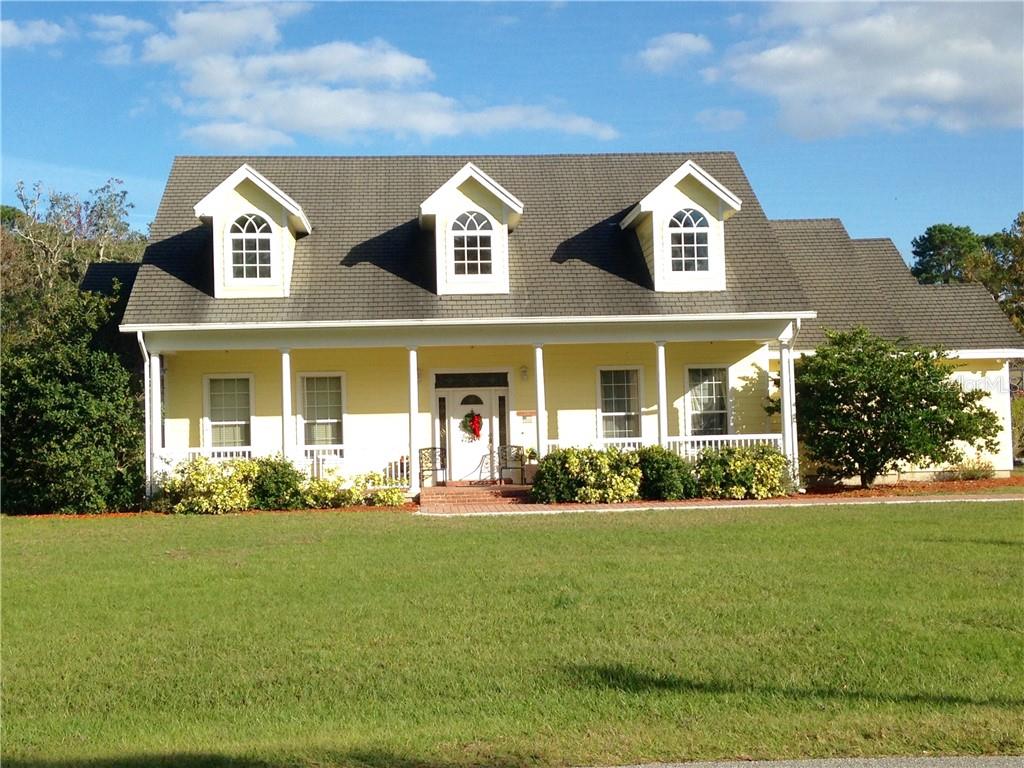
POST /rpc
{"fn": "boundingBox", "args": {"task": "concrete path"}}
[599,757,1022,768]
[417,493,1024,516]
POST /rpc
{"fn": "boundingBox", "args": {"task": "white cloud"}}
[694,108,747,132]
[1,19,67,48]
[89,14,152,43]
[127,3,616,147]
[638,32,712,73]
[184,122,294,151]
[244,40,432,86]
[99,43,133,67]
[143,4,308,63]
[718,3,1023,139]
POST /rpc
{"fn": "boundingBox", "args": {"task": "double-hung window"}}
[599,368,641,439]
[302,375,343,446]
[208,377,252,447]
[687,367,728,435]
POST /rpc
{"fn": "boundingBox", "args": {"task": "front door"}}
[447,389,496,481]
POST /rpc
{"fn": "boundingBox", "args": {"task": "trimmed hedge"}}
[532,444,790,504]
[157,457,407,514]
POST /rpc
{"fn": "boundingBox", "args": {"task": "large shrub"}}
[636,446,697,501]
[1011,395,1024,460]
[0,289,144,514]
[531,447,641,504]
[161,457,250,515]
[695,445,790,500]
[795,328,1001,487]
[240,455,305,510]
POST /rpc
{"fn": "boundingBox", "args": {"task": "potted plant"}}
[523,447,540,484]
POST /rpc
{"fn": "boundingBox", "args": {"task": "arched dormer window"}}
[668,209,709,272]
[230,214,272,279]
[451,211,493,276]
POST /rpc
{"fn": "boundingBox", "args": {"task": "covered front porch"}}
[137,314,805,495]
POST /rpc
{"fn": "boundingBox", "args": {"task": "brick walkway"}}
[417,492,1024,516]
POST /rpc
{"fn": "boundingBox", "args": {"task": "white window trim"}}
[683,364,732,437]
[445,206,504,290]
[202,373,255,449]
[224,212,278,287]
[595,365,645,441]
[294,371,347,449]
[655,200,726,293]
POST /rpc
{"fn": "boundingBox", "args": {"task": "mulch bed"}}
[804,475,1024,498]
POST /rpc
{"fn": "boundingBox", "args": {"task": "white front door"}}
[447,389,496,481]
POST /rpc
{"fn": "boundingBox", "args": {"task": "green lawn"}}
[2,502,1022,768]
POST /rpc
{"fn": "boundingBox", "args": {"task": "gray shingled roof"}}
[772,219,1023,350]
[122,153,813,326]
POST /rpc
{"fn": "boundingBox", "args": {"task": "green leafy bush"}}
[301,478,343,508]
[531,447,641,504]
[161,457,250,515]
[695,445,790,500]
[942,457,996,481]
[0,288,144,514]
[242,455,304,510]
[636,446,697,500]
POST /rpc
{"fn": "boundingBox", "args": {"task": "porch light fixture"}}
[519,365,529,381]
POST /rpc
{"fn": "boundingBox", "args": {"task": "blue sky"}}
[2,1,1022,259]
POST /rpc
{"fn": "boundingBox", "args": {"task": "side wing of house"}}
[772,220,1024,478]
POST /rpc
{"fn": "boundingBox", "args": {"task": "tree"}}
[795,328,1000,487]
[910,223,988,284]
[982,212,1024,333]
[911,214,1024,333]
[0,180,147,513]
[0,286,145,514]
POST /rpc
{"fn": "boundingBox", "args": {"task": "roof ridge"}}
[171,151,740,162]
[770,217,845,224]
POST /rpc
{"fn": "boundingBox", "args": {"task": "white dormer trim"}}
[620,160,740,294]
[195,163,311,235]
[420,162,522,296]
[195,164,310,299]
[420,162,524,231]
[619,160,741,230]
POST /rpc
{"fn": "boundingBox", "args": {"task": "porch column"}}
[148,352,162,477]
[785,345,801,483]
[656,341,668,447]
[534,344,547,456]
[280,349,293,461]
[779,341,798,482]
[408,347,420,494]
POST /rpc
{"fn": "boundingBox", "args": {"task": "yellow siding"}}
[162,341,777,473]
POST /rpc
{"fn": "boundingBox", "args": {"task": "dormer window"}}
[194,163,311,299]
[668,209,709,272]
[419,162,523,296]
[451,211,493,276]
[230,214,273,279]
[619,160,740,293]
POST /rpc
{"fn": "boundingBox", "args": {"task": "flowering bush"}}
[531,447,641,504]
[160,456,250,515]
[695,445,790,500]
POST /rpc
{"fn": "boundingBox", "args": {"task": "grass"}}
[2,502,1022,767]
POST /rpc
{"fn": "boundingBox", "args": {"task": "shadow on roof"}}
[551,208,653,290]
[144,225,215,297]
[342,218,436,293]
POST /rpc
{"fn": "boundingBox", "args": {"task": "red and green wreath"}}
[460,410,483,441]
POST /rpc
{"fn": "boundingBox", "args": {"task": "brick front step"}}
[419,485,532,506]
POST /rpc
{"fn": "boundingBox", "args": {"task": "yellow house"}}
[119,153,1023,494]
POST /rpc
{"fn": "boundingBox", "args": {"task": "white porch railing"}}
[303,446,345,479]
[667,433,783,459]
[156,446,254,470]
[545,433,784,458]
